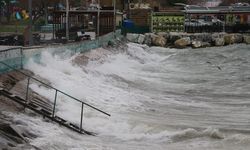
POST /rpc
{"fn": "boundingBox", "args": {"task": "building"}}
[184,5,250,32]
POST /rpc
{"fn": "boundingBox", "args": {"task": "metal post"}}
[66,0,69,41]
[28,0,33,46]
[80,102,84,132]
[25,77,30,102]
[52,90,58,117]
[52,13,55,40]
[113,0,116,37]
[97,0,100,38]
[151,11,153,32]
[128,0,130,19]
[20,48,23,69]
[223,17,225,32]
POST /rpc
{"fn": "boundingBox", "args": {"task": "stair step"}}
[12,95,26,102]
[29,102,52,113]
[31,98,52,110]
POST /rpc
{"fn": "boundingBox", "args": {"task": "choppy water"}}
[19,43,250,150]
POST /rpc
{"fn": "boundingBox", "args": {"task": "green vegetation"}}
[152,13,184,32]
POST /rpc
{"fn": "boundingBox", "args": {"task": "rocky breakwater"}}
[126,32,250,48]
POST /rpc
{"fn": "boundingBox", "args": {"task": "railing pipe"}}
[97,0,100,38]
[20,48,23,69]
[52,90,58,117]
[57,90,111,116]
[80,102,84,131]
[25,77,30,102]
[0,47,22,52]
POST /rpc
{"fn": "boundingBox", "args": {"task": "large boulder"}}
[144,33,155,46]
[157,32,169,39]
[201,42,211,48]
[152,35,167,47]
[200,33,212,42]
[243,35,250,44]
[191,40,202,48]
[212,33,226,42]
[126,33,139,43]
[137,34,145,44]
[168,32,183,43]
[233,33,243,43]
[214,38,225,46]
[224,34,234,45]
[174,37,191,48]
[192,41,211,48]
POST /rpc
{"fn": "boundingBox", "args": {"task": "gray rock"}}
[219,33,242,44]
[243,35,250,44]
[201,42,211,47]
[157,32,169,39]
[233,33,243,43]
[174,37,191,48]
[126,33,139,43]
[224,34,235,45]
[168,32,183,43]
[144,33,154,46]
[152,35,167,47]
[212,32,226,41]
[201,33,212,42]
[192,40,211,48]
[192,41,202,48]
[214,38,225,46]
[137,34,145,44]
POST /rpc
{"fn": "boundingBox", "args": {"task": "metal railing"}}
[0,61,110,132]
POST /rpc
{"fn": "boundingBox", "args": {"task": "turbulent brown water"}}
[9,43,250,150]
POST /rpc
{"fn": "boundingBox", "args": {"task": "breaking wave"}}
[22,43,250,149]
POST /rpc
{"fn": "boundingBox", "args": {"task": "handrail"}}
[0,61,111,117]
[0,46,22,53]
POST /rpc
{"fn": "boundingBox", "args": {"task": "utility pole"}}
[28,0,33,46]
[97,0,100,38]
[66,0,69,41]
[113,0,116,36]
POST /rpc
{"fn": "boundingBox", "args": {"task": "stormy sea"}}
[10,43,250,149]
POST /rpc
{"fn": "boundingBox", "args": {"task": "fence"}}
[184,22,224,33]
[151,12,250,33]
[0,47,23,73]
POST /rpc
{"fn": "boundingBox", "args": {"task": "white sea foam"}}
[21,43,250,149]
[25,47,155,136]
